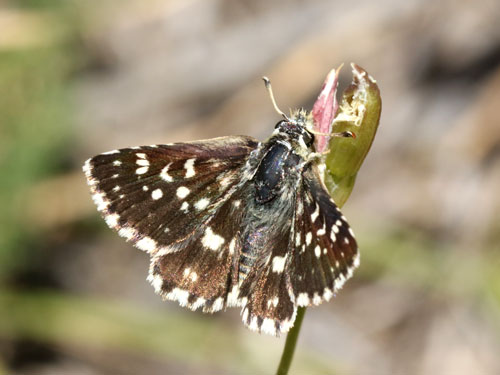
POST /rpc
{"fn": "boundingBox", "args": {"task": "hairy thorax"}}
[238,140,305,282]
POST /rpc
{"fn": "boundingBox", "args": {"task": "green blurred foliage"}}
[0,6,78,280]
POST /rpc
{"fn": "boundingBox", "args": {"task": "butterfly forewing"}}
[83,136,259,255]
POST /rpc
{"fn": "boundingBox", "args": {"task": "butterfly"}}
[83,77,359,336]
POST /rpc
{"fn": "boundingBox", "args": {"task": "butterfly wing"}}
[84,136,259,311]
[237,206,297,336]
[237,164,358,336]
[84,136,258,253]
[149,185,252,312]
[290,165,359,306]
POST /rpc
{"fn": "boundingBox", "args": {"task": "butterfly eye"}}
[303,131,314,146]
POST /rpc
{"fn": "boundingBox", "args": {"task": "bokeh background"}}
[1,0,500,374]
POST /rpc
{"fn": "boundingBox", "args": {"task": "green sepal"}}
[324,63,381,207]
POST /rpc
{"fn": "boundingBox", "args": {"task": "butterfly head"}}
[272,109,316,153]
[262,77,318,152]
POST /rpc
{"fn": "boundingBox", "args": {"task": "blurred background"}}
[1,0,500,374]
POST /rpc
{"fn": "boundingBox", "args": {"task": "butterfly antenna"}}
[332,131,356,139]
[262,77,290,121]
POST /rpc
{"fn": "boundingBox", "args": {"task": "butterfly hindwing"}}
[83,136,259,255]
[237,213,297,336]
[290,165,359,306]
[235,165,358,335]
[148,186,250,312]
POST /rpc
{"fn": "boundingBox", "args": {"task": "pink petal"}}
[312,65,342,153]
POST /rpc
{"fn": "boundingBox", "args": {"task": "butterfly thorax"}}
[238,115,315,282]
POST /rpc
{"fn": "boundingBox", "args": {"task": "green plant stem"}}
[276,306,307,375]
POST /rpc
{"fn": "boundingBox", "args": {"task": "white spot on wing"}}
[136,237,157,253]
[297,293,309,306]
[267,296,279,308]
[313,293,321,305]
[194,198,209,211]
[242,307,249,322]
[330,231,337,242]
[190,297,206,310]
[118,226,137,240]
[353,253,360,268]
[335,273,347,291]
[261,318,277,335]
[147,273,163,293]
[176,186,190,199]
[136,159,149,166]
[113,160,122,166]
[160,163,173,182]
[229,238,236,255]
[82,159,92,178]
[136,166,148,175]
[105,213,119,227]
[152,188,163,200]
[227,285,240,307]
[323,288,333,301]
[315,245,321,258]
[184,158,196,178]
[248,316,259,331]
[295,232,301,247]
[272,255,287,273]
[297,200,303,215]
[180,201,189,212]
[212,297,224,311]
[306,232,312,245]
[279,310,297,334]
[167,288,190,306]
[202,227,225,251]
[92,192,109,211]
[311,204,320,223]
